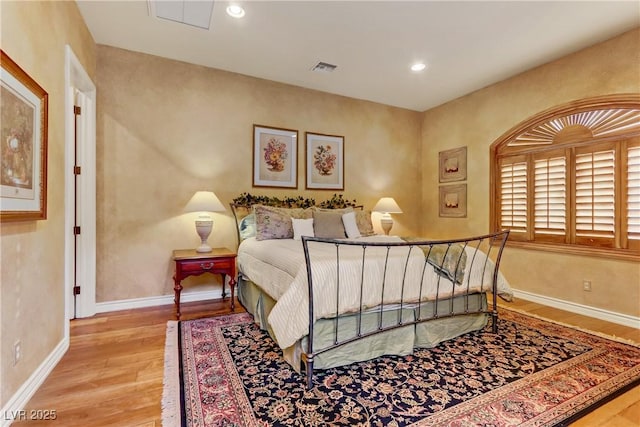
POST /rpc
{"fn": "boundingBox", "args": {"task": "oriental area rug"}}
[162,309,640,427]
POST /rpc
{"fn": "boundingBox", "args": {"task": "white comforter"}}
[237,236,512,349]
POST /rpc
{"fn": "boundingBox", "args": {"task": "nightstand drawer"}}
[179,258,233,273]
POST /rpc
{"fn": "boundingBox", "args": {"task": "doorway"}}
[64,45,96,327]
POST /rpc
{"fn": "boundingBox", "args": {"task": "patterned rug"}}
[162,309,640,427]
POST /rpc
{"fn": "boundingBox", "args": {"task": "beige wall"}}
[420,28,640,317]
[2,1,637,410]
[95,45,422,302]
[0,1,96,407]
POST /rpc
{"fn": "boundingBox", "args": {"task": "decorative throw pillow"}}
[239,213,256,240]
[312,206,354,214]
[254,205,312,240]
[313,210,347,239]
[342,211,361,239]
[355,210,376,236]
[292,218,315,240]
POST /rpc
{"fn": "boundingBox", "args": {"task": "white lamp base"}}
[196,243,212,253]
[380,215,394,236]
[195,217,213,253]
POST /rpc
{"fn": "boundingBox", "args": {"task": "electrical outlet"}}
[583,280,592,292]
[13,340,21,366]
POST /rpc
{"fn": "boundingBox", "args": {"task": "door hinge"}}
[74,166,81,175]
[73,286,81,295]
[73,226,81,235]
[74,105,82,115]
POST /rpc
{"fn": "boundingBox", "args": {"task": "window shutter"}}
[628,146,640,242]
[575,149,615,243]
[493,99,640,258]
[534,156,566,237]
[500,160,527,235]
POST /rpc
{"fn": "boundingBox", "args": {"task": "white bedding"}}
[238,235,512,349]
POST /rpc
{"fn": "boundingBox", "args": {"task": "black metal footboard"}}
[301,231,509,388]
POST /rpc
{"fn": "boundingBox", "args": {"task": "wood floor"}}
[12,297,640,426]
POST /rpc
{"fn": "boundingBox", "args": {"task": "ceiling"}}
[76,1,639,112]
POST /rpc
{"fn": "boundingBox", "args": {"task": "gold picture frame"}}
[1,50,48,222]
[439,184,467,218]
[305,132,344,190]
[252,124,298,188]
[439,146,467,183]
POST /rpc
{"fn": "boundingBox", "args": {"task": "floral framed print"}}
[439,146,467,183]
[253,124,298,188]
[1,50,48,222]
[439,184,467,218]
[306,132,344,190]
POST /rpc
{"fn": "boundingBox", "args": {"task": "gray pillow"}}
[313,210,346,239]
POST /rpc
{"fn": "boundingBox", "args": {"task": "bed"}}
[231,195,512,387]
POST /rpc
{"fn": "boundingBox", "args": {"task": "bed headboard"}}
[230,193,361,245]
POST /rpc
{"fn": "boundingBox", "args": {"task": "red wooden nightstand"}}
[172,248,237,319]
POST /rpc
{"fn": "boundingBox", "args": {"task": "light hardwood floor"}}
[12,298,640,426]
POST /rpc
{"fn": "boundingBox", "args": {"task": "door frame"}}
[64,45,97,329]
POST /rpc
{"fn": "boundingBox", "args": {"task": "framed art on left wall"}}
[0,50,49,222]
[253,124,298,188]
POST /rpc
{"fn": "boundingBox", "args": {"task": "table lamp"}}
[184,191,226,252]
[373,197,403,235]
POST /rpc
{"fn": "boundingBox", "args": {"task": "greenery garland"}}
[232,192,357,209]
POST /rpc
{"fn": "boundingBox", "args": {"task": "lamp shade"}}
[373,197,403,214]
[184,191,225,213]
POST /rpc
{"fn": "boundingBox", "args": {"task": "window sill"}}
[504,240,640,262]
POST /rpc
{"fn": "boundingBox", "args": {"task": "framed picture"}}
[253,124,298,188]
[306,132,344,190]
[439,146,466,183]
[439,184,467,218]
[1,50,48,222]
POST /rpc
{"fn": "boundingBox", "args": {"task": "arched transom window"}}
[490,94,640,260]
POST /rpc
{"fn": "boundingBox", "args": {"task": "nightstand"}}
[172,248,237,319]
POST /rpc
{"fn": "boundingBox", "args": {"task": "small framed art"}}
[1,50,49,222]
[439,146,466,183]
[439,184,467,218]
[253,124,298,188]
[306,132,344,190]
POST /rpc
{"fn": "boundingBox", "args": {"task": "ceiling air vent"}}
[311,62,337,73]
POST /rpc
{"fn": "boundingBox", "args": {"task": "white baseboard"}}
[97,288,640,328]
[1,338,69,427]
[1,290,223,426]
[4,287,634,427]
[512,289,640,329]
[95,289,224,314]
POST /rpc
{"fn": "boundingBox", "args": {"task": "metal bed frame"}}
[300,230,509,388]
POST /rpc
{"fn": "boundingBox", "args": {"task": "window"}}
[491,95,640,260]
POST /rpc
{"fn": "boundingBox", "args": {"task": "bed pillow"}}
[355,210,376,236]
[313,210,347,239]
[292,218,315,240]
[239,213,256,240]
[254,205,312,240]
[312,206,354,214]
[342,211,361,239]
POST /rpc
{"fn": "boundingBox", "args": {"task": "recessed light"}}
[226,4,245,18]
[411,62,427,72]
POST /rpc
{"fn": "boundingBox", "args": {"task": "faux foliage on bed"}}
[232,192,358,209]
[317,194,358,208]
